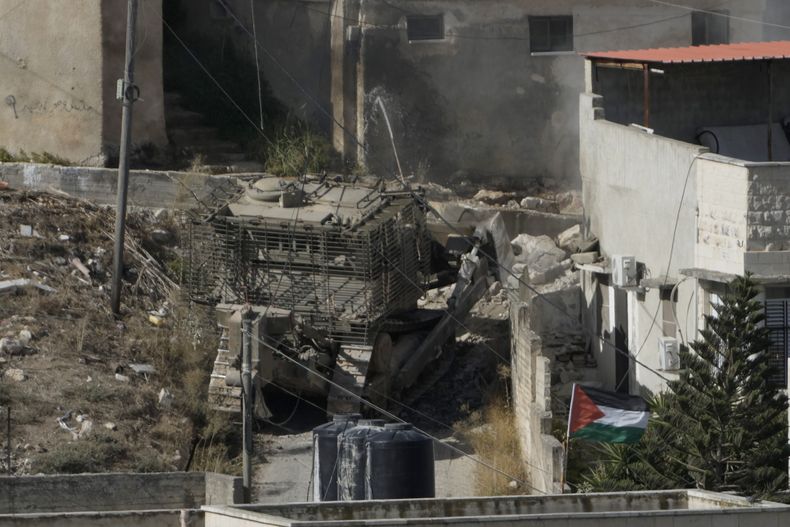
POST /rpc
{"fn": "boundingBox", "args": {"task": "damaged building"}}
[182,0,790,186]
[580,40,790,395]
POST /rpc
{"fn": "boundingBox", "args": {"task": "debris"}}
[18,329,32,346]
[473,189,518,205]
[571,252,599,265]
[129,363,156,376]
[53,256,67,266]
[520,196,559,213]
[75,414,87,423]
[148,314,165,327]
[115,373,130,383]
[57,234,70,242]
[511,234,568,285]
[508,480,519,489]
[70,257,91,280]
[0,278,57,295]
[0,180,8,190]
[19,225,33,237]
[74,419,93,440]
[557,224,584,253]
[103,422,117,431]
[4,368,26,382]
[0,338,24,355]
[158,388,174,409]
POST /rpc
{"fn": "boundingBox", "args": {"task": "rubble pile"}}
[0,189,212,475]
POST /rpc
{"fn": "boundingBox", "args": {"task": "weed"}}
[457,394,530,496]
[35,431,128,474]
[262,119,341,177]
[0,148,72,166]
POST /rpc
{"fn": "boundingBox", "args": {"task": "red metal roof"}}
[582,40,790,64]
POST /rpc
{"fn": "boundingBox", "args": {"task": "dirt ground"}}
[0,189,220,475]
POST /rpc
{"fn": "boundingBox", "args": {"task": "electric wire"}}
[647,0,790,32]
[244,329,547,493]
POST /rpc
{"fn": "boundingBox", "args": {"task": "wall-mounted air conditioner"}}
[612,255,637,287]
[659,336,680,371]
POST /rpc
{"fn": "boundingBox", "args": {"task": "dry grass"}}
[455,368,530,497]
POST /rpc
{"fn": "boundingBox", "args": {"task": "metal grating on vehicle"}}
[185,181,431,346]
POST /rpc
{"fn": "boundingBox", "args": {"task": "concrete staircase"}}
[165,91,264,174]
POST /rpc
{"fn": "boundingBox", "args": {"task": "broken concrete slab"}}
[557,224,583,252]
[571,252,599,265]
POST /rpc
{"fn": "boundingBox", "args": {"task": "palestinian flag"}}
[568,384,649,443]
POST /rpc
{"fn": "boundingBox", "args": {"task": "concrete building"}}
[579,40,790,395]
[0,0,167,166]
[187,0,790,187]
[202,490,790,526]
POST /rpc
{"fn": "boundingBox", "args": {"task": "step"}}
[166,108,205,127]
[168,126,223,145]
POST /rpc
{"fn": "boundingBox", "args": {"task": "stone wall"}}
[510,279,587,493]
[0,472,241,515]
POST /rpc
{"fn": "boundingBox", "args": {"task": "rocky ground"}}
[0,189,219,475]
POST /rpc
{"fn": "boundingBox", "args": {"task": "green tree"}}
[583,275,789,498]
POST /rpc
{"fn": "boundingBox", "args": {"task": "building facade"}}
[0,0,167,166]
[579,41,790,396]
[188,0,790,186]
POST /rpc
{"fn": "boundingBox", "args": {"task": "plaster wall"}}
[0,510,194,527]
[0,1,166,166]
[351,0,780,187]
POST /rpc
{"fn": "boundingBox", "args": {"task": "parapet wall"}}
[0,472,242,515]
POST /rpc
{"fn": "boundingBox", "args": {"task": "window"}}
[660,287,678,338]
[692,11,729,46]
[406,15,444,41]
[765,288,790,387]
[529,16,573,53]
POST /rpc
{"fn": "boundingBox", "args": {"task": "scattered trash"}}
[158,387,174,409]
[0,278,57,295]
[4,368,26,382]
[0,180,9,190]
[129,363,156,376]
[18,329,32,346]
[103,422,117,431]
[70,257,91,280]
[0,337,23,355]
[19,225,33,237]
[57,234,70,242]
[148,314,165,327]
[115,373,130,383]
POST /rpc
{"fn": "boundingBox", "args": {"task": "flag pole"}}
[561,383,577,494]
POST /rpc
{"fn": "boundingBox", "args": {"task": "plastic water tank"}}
[336,419,386,501]
[365,423,435,500]
[312,413,360,501]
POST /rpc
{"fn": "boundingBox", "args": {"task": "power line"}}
[245,329,548,492]
[647,0,790,32]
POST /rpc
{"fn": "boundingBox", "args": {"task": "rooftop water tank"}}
[312,413,360,501]
[365,423,434,500]
[337,419,386,501]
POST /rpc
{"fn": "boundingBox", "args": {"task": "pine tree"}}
[583,275,790,498]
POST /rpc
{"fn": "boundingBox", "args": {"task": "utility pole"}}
[241,307,255,502]
[5,407,10,475]
[111,0,139,315]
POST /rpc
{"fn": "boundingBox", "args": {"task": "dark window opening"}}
[765,297,789,387]
[407,15,444,41]
[660,287,678,338]
[529,16,573,53]
[692,11,729,46]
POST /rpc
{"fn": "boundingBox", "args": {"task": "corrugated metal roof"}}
[582,40,790,64]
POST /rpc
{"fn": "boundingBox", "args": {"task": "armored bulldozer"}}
[185,176,508,415]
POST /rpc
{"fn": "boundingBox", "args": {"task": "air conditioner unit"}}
[612,255,637,287]
[659,336,680,371]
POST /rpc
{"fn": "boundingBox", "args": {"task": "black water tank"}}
[337,419,386,501]
[365,423,435,500]
[312,413,360,501]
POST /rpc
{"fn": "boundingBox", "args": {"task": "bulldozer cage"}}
[185,196,431,346]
